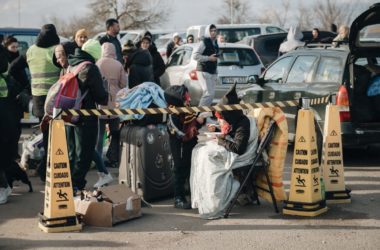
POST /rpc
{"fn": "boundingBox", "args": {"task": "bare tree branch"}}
[216,0,252,24]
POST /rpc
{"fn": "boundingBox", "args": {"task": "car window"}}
[167,49,184,67]
[218,48,260,66]
[286,55,317,83]
[12,34,38,55]
[181,48,193,65]
[218,28,261,43]
[266,27,285,33]
[263,56,293,82]
[315,57,343,83]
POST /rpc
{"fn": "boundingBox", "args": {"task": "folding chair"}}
[224,120,279,218]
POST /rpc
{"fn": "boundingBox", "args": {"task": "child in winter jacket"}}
[164,85,204,209]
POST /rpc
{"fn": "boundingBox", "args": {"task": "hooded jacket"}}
[194,24,219,74]
[68,48,108,125]
[279,26,305,54]
[96,43,127,111]
[125,48,154,88]
[36,24,60,49]
[217,84,251,155]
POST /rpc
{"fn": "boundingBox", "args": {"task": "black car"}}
[239,31,336,67]
[239,3,380,148]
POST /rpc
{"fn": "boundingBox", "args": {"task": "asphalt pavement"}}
[0,130,379,250]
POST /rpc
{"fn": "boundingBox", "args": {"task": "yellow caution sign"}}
[283,101,328,216]
[38,119,82,233]
[321,104,351,204]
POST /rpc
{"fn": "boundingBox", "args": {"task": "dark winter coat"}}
[218,111,250,155]
[125,48,154,88]
[67,48,108,125]
[149,44,165,86]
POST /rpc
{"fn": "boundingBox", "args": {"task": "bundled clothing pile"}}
[116,82,167,122]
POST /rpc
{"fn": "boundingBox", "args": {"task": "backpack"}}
[44,61,92,121]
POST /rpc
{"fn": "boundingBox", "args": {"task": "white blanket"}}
[190,117,258,219]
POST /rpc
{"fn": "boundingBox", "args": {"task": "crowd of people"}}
[0,21,246,217]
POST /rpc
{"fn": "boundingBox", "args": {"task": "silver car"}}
[160,43,264,105]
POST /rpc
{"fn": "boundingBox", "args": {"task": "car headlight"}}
[247,75,257,84]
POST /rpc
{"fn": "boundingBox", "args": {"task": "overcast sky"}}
[0,0,373,31]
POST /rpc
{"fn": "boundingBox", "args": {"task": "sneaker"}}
[94,172,113,188]
[174,196,191,209]
[0,187,12,205]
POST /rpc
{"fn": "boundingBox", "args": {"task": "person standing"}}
[26,24,61,181]
[125,36,154,88]
[193,24,219,107]
[99,19,123,64]
[310,28,320,43]
[140,31,165,86]
[3,36,30,161]
[74,29,89,48]
[186,34,194,44]
[66,39,108,191]
[166,33,182,58]
[164,85,204,209]
[94,42,127,186]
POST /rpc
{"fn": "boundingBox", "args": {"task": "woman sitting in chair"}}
[190,84,259,219]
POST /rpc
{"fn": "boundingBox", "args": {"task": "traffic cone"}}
[321,103,351,203]
[38,118,82,233]
[283,98,328,216]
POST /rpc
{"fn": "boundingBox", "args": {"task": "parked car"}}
[239,31,337,67]
[187,24,286,43]
[160,43,264,105]
[0,27,68,55]
[238,3,380,148]
[119,29,173,46]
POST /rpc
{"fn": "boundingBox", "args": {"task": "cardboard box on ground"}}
[74,184,142,227]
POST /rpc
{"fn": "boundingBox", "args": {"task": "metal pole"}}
[230,0,233,24]
[18,0,21,27]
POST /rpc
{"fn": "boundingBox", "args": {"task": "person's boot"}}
[174,196,191,209]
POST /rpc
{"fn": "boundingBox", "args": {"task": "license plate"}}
[222,76,247,84]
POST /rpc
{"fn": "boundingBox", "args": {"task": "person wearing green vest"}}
[26,24,60,181]
[27,24,60,118]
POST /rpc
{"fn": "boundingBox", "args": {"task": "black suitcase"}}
[119,124,174,201]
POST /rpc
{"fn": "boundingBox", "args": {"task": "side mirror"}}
[247,75,259,84]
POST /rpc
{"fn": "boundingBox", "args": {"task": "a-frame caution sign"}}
[283,105,328,216]
[38,119,82,233]
[321,104,351,203]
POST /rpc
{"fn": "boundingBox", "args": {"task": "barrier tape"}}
[62,96,330,117]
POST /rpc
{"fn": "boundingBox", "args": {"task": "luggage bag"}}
[119,124,174,201]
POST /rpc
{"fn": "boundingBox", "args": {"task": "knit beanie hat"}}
[75,29,88,40]
[82,39,101,61]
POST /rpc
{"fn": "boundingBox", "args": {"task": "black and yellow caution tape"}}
[62,96,330,117]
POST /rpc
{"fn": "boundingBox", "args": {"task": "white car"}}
[119,29,174,46]
[160,43,264,105]
[187,24,286,43]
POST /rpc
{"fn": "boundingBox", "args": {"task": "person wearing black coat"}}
[139,31,165,86]
[66,43,108,191]
[0,45,26,203]
[215,84,251,155]
[125,37,154,88]
[164,85,205,209]
[3,36,30,160]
